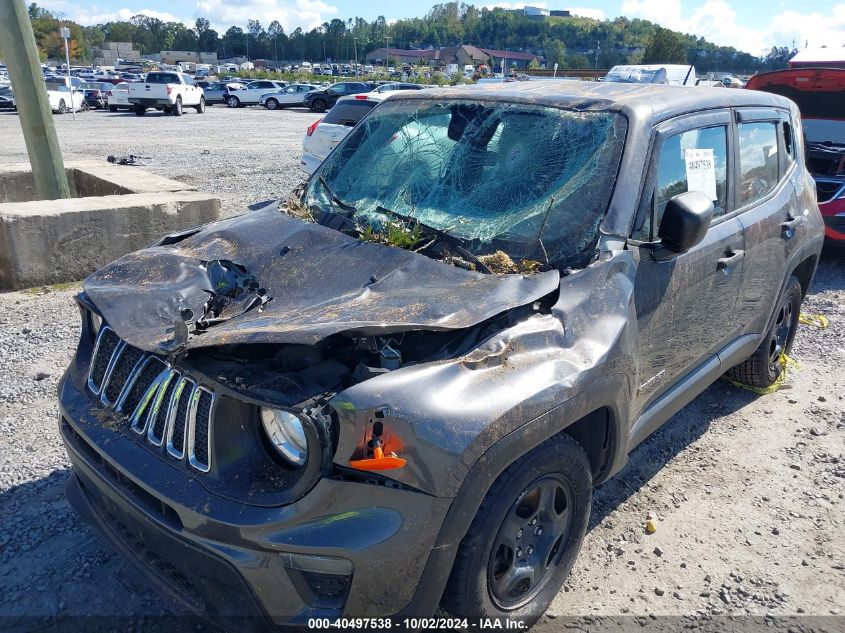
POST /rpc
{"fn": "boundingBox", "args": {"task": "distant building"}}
[160,50,219,65]
[788,47,845,69]
[550,10,571,17]
[523,6,550,17]
[91,42,141,67]
[364,45,544,69]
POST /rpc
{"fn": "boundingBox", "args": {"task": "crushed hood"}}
[83,208,561,354]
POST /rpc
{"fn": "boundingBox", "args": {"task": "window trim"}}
[631,109,734,243]
[732,108,794,214]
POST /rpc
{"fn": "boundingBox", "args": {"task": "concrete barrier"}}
[0,161,220,290]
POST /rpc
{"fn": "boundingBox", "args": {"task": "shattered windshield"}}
[303,98,626,269]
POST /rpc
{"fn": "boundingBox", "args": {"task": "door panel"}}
[633,217,745,414]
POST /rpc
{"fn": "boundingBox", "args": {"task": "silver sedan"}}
[260,84,320,110]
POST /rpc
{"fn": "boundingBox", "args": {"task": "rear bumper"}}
[128,98,171,107]
[59,371,450,627]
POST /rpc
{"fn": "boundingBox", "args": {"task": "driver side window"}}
[634,125,729,241]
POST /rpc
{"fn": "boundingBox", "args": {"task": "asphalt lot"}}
[0,104,843,631]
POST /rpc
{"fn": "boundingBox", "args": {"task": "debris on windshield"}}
[281,186,314,222]
[359,221,423,249]
[478,250,541,275]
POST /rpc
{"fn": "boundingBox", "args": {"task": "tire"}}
[195,97,205,113]
[133,105,146,116]
[311,98,327,113]
[57,99,66,114]
[265,98,279,110]
[172,96,183,116]
[442,434,592,626]
[227,95,240,108]
[726,275,802,388]
[108,105,118,112]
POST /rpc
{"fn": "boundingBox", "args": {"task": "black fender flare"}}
[393,372,630,618]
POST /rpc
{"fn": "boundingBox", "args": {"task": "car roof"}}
[388,80,791,124]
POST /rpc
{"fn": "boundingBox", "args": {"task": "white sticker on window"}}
[684,148,717,202]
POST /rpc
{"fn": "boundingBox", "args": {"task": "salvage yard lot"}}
[0,104,843,630]
[0,105,316,217]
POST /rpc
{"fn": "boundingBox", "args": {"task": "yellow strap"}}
[723,352,799,395]
[799,313,829,329]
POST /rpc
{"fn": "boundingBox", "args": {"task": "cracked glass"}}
[304,98,627,267]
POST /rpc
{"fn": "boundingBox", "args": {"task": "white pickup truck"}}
[127,71,205,116]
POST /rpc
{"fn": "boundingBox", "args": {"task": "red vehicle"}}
[746,68,845,241]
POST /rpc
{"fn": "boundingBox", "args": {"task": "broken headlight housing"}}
[260,408,308,467]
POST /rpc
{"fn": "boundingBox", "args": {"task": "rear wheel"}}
[133,104,146,116]
[108,105,118,112]
[442,434,592,626]
[195,97,205,113]
[265,98,279,110]
[726,275,802,388]
[57,99,66,114]
[172,96,183,116]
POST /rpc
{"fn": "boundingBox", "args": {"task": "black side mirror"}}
[658,191,714,253]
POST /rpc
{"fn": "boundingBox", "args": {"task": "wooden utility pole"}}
[0,0,70,199]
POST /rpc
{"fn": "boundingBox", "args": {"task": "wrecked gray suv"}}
[59,82,824,628]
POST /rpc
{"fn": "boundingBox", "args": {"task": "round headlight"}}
[260,408,308,467]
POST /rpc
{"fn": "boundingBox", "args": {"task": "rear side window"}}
[323,101,376,127]
[145,73,179,84]
[738,121,779,206]
[635,125,729,241]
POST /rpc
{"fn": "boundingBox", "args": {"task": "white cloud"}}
[620,0,845,54]
[194,0,338,33]
[39,1,189,25]
[569,7,606,20]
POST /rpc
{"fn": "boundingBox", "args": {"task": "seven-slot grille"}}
[88,326,215,472]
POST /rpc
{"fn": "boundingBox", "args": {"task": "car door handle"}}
[781,216,802,239]
[716,249,745,272]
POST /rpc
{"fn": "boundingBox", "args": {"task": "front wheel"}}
[227,95,240,108]
[195,96,205,113]
[57,99,66,114]
[172,96,183,116]
[442,434,592,626]
[265,98,279,110]
[133,104,146,116]
[726,275,802,388]
[310,99,327,113]
[108,105,118,112]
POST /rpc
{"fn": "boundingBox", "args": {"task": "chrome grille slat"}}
[101,344,143,407]
[87,328,214,472]
[147,370,180,447]
[188,388,214,472]
[166,377,194,460]
[87,327,120,394]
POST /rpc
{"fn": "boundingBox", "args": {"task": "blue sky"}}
[39,0,845,55]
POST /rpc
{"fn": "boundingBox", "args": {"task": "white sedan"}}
[106,82,131,111]
[260,84,320,110]
[225,80,287,107]
[46,83,86,113]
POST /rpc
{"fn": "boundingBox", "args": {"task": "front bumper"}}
[59,371,450,627]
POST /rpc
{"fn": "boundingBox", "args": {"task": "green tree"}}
[545,39,566,67]
[642,26,687,64]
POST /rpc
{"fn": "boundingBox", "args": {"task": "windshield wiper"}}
[318,175,357,213]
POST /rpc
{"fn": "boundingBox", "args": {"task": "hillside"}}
[20,1,793,73]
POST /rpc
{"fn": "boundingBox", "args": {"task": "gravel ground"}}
[0,106,843,631]
[0,104,314,216]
